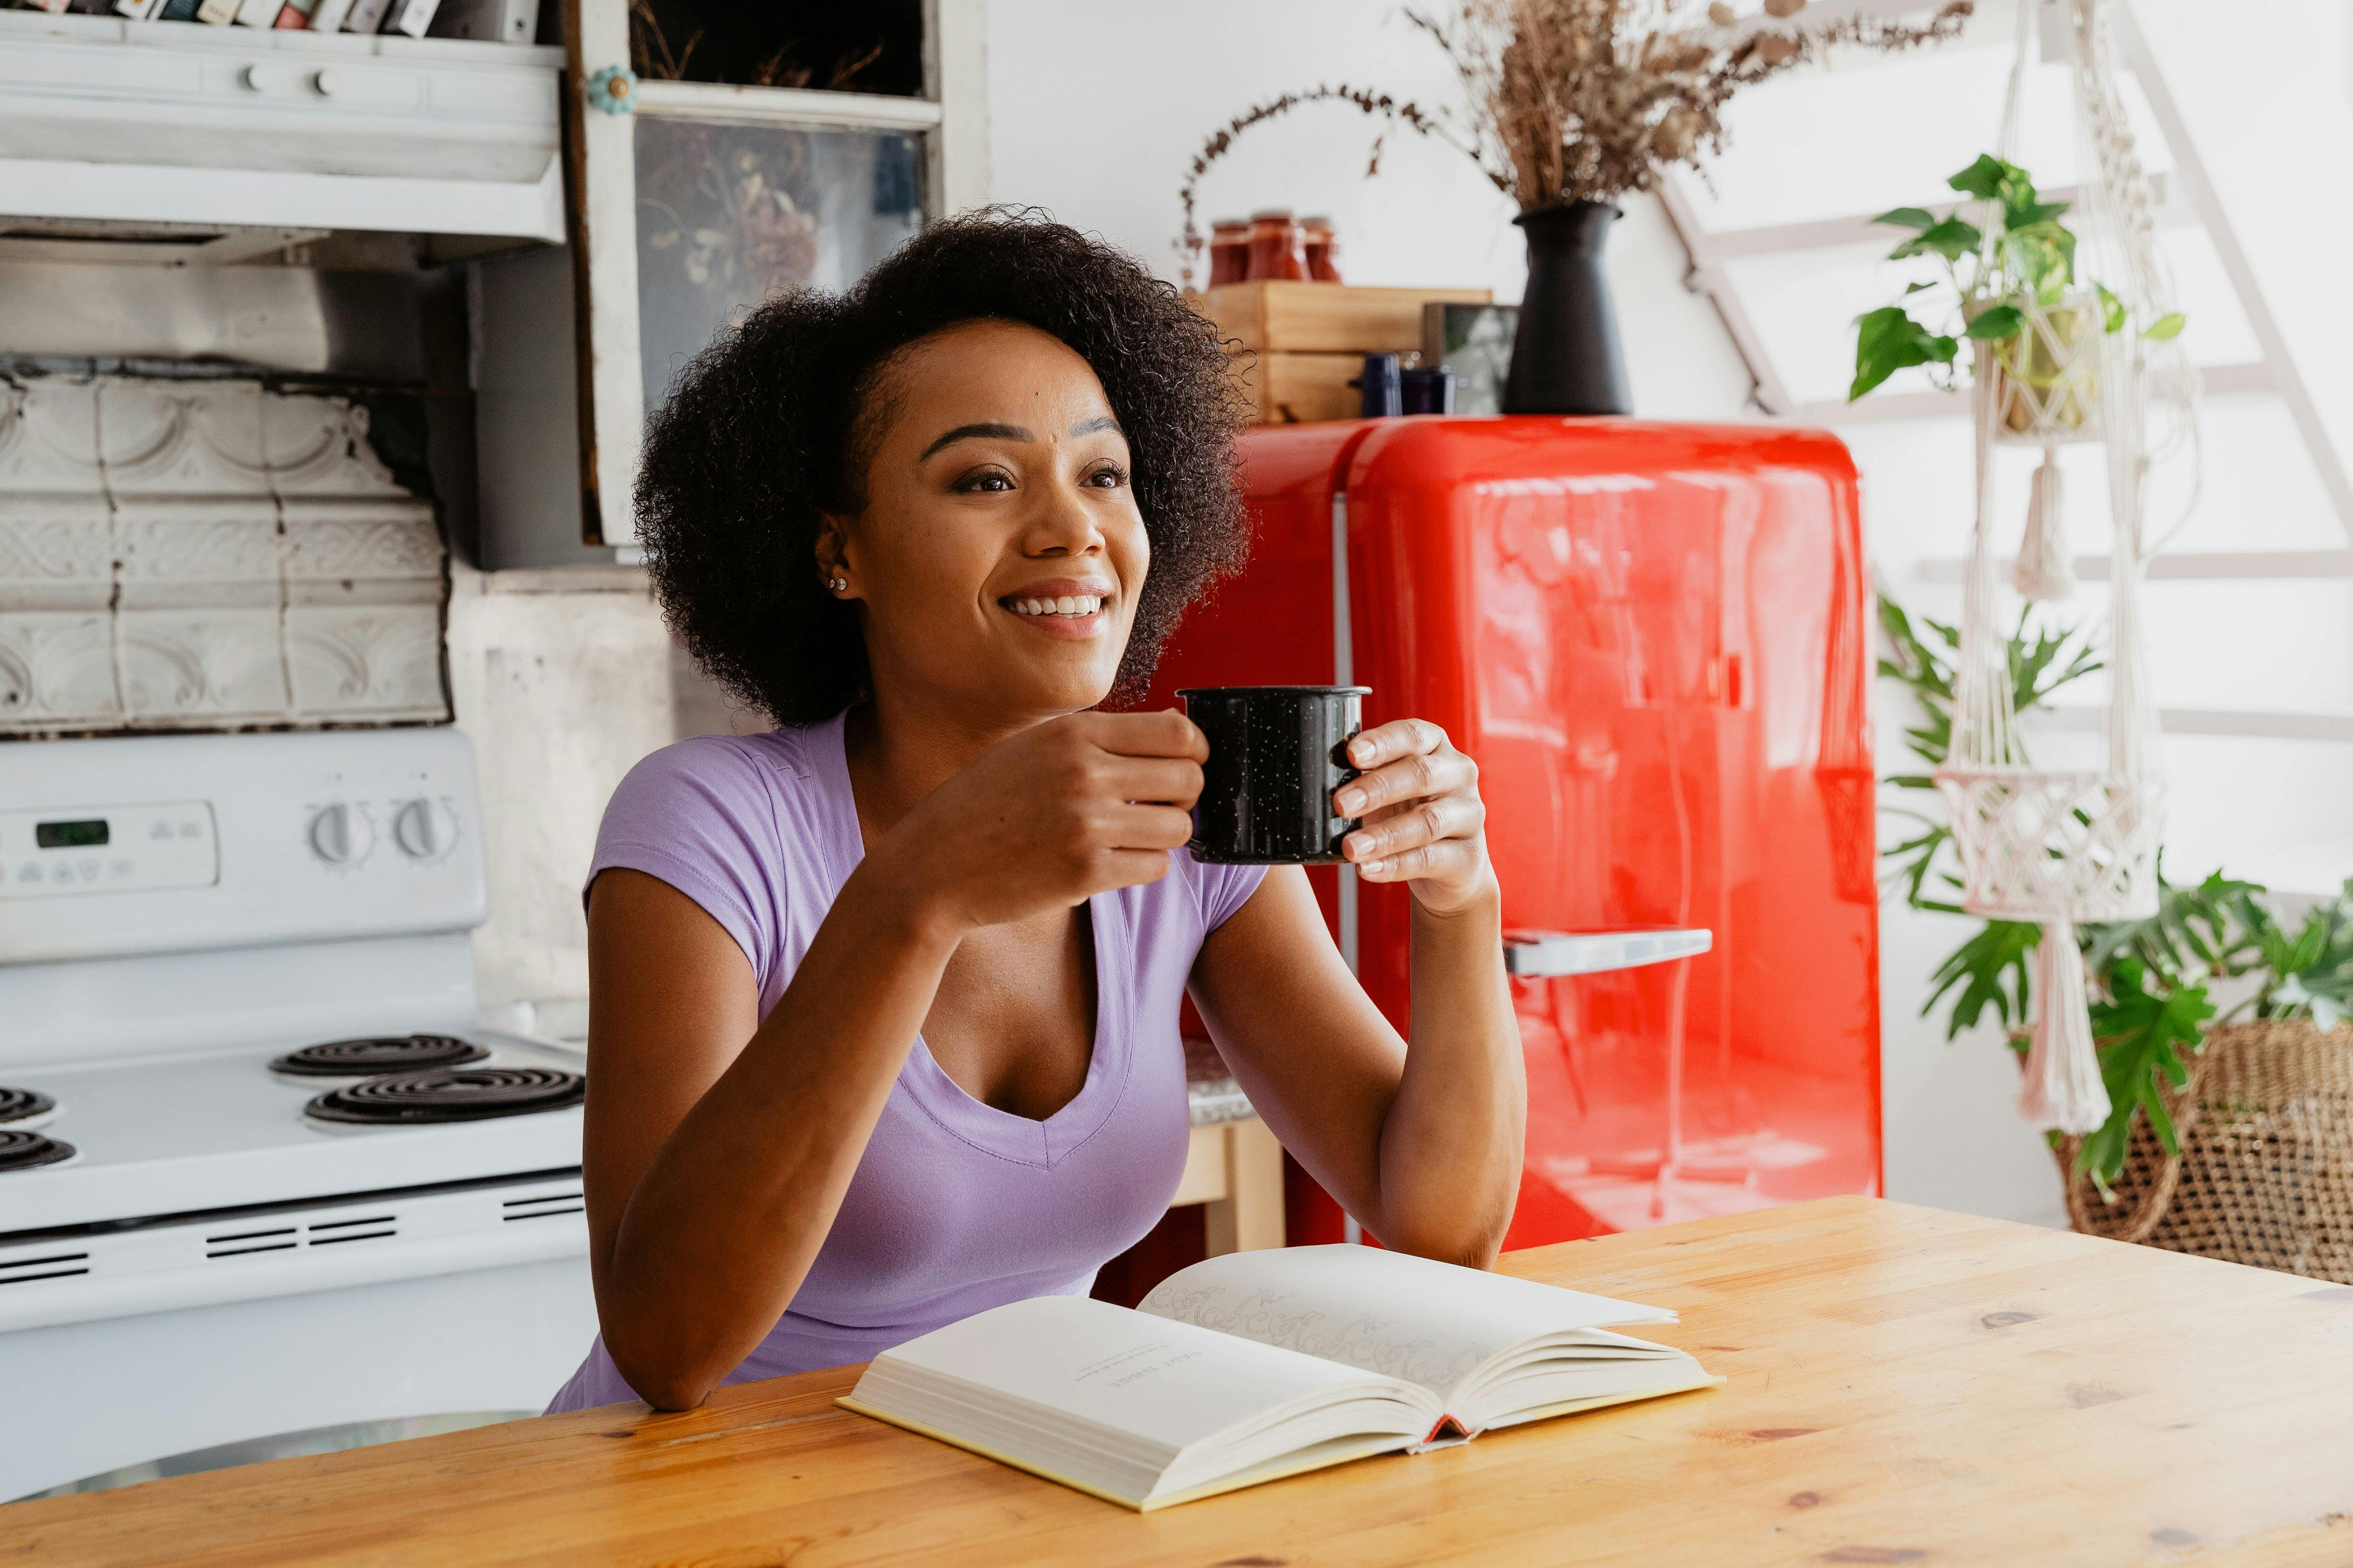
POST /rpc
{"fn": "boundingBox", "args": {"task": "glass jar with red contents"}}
[1302,215,1343,282]
[1206,218,1250,286]
[1244,210,1309,281]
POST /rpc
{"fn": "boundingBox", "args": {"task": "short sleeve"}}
[1192,857,1270,934]
[588,737,784,996]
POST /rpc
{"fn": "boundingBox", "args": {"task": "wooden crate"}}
[1197,280,1493,355]
[1197,281,1494,424]
[1232,351,1365,425]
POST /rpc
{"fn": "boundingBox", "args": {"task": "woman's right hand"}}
[871,709,1207,936]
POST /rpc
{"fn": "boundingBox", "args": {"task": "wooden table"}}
[12,1197,2353,1566]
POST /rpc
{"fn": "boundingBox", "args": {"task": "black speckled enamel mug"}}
[1179,686,1371,864]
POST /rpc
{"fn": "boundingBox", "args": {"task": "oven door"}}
[1,1176,597,1502]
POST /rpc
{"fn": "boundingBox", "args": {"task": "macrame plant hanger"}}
[1937,0,2188,1136]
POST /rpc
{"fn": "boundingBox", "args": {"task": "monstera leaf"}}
[2078,958,2214,1192]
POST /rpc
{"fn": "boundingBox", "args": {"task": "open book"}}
[839,1244,1717,1511]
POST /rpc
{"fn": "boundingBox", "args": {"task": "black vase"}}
[1502,199,1632,417]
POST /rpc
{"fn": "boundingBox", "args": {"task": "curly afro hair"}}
[634,207,1249,726]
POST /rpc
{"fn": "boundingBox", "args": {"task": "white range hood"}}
[0,11,563,247]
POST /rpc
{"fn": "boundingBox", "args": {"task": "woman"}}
[549,211,1524,1414]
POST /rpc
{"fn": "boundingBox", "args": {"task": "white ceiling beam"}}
[1690,174,2183,266]
[1803,359,2271,425]
[1705,0,1992,46]
[1915,548,2353,584]
[2033,705,2353,745]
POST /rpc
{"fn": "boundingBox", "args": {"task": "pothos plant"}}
[1878,595,2353,1190]
[1849,153,2185,404]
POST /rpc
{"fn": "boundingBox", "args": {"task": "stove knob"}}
[392,798,458,862]
[308,803,373,866]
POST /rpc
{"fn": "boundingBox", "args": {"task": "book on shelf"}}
[426,0,535,44]
[378,0,439,36]
[337,0,390,32]
[840,1244,1718,1512]
[305,0,354,29]
[194,0,240,24]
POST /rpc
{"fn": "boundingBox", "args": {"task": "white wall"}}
[446,564,680,1012]
[985,0,2073,1227]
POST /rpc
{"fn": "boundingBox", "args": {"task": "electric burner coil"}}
[305,1066,585,1126]
[272,1035,490,1078]
[0,1087,55,1126]
[0,1128,75,1172]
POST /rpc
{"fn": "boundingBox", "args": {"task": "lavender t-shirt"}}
[546,710,1265,1412]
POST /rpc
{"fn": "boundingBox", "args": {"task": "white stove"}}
[0,729,599,1503]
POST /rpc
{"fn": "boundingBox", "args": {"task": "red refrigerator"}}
[1139,417,1882,1250]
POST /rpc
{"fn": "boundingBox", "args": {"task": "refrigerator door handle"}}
[1501,928,1713,977]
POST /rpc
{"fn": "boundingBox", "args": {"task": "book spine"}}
[158,0,205,18]
[339,0,390,32]
[232,0,280,26]
[383,0,439,36]
[306,0,354,29]
[422,0,474,35]
[116,0,169,19]
[271,0,315,26]
[195,0,241,23]
[426,0,531,42]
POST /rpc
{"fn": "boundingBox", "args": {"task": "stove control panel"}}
[0,728,486,964]
[0,802,219,900]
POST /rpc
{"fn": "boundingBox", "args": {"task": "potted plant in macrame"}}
[1849,153,2185,597]
[1179,0,1969,416]
[1880,597,2353,1284]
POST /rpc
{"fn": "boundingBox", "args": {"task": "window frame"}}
[557,0,988,547]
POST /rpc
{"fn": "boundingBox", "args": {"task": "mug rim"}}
[1175,685,1371,698]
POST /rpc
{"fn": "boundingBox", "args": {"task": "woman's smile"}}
[999,576,1117,640]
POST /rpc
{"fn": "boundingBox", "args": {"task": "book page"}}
[857,1293,1424,1457]
[1137,1244,1676,1396]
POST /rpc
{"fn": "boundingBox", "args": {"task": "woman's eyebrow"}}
[919,422,1032,460]
[1069,416,1124,439]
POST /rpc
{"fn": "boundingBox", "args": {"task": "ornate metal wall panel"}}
[0,373,448,735]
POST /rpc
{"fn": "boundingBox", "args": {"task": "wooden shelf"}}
[2,10,561,69]
[0,9,563,243]
[633,80,943,130]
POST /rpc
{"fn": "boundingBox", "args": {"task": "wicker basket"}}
[2060,1020,2353,1282]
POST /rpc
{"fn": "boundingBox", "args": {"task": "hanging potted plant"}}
[1848,152,2185,431]
[1879,596,2353,1284]
[1179,0,1971,417]
[1852,152,2188,602]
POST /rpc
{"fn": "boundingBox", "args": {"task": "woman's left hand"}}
[1334,719,1496,916]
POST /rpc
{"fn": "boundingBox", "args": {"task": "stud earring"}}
[830,577,847,591]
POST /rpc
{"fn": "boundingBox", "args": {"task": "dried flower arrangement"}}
[628,0,888,90]
[1177,0,1973,276]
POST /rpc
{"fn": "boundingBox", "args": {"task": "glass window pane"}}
[633,118,924,417]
